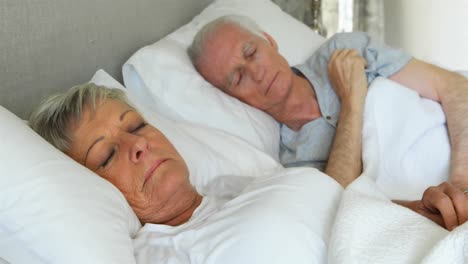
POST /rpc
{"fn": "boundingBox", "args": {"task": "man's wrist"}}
[449,168,468,189]
[448,178,468,196]
[340,99,365,115]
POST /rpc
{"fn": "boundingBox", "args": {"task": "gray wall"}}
[1,0,214,119]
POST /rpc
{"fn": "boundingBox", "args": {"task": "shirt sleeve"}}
[323,32,412,81]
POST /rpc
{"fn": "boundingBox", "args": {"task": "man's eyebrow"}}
[84,136,104,166]
[242,41,253,54]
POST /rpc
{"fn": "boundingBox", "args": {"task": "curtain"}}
[354,0,385,41]
[272,0,384,40]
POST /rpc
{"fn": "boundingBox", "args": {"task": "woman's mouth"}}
[143,159,168,188]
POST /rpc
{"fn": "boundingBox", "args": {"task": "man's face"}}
[197,23,294,112]
[67,99,198,224]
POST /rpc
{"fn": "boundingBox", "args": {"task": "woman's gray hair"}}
[187,14,266,68]
[29,83,133,152]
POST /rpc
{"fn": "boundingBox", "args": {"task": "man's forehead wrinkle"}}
[201,23,250,89]
[207,41,233,88]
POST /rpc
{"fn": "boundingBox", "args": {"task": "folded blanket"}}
[329,77,467,263]
[363,77,450,200]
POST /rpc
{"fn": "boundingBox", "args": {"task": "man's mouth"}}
[143,159,168,187]
[265,72,279,96]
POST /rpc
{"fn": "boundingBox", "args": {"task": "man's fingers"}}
[423,186,458,230]
[444,184,468,226]
[330,50,340,62]
[416,209,446,227]
[343,49,366,68]
[328,50,341,72]
[330,49,364,62]
[342,49,355,57]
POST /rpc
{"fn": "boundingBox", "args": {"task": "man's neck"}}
[271,74,321,131]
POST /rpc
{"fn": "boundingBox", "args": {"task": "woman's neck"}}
[161,193,203,226]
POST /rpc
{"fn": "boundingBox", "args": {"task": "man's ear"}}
[262,32,278,50]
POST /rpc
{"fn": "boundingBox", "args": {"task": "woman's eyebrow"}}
[120,109,134,121]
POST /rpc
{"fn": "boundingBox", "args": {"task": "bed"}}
[1,0,467,263]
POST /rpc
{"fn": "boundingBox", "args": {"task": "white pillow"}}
[91,69,282,193]
[0,106,141,263]
[123,0,326,160]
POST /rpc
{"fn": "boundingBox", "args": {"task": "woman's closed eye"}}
[101,148,115,168]
[99,123,145,169]
[132,122,147,133]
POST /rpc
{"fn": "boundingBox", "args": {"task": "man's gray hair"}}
[29,83,133,152]
[187,14,266,68]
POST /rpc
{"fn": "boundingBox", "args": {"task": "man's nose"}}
[245,62,264,82]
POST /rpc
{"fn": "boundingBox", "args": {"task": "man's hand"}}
[328,49,368,107]
[394,182,468,231]
[325,49,368,187]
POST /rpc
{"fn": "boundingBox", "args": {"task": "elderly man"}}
[188,15,468,190]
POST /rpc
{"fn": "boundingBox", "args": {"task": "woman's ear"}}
[262,32,278,51]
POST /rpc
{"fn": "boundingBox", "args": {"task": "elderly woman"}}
[29,83,202,226]
[29,83,467,261]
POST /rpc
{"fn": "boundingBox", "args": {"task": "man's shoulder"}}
[325,31,371,48]
[296,32,371,65]
[329,31,369,39]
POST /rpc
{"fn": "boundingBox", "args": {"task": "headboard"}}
[0,0,214,119]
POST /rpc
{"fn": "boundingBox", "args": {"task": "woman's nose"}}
[128,134,149,163]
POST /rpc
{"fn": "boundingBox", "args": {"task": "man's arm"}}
[325,49,368,187]
[390,59,468,189]
[325,102,364,187]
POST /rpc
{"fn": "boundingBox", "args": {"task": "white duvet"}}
[365,77,450,201]
[329,77,467,263]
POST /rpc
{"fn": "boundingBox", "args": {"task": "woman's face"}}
[66,99,200,225]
